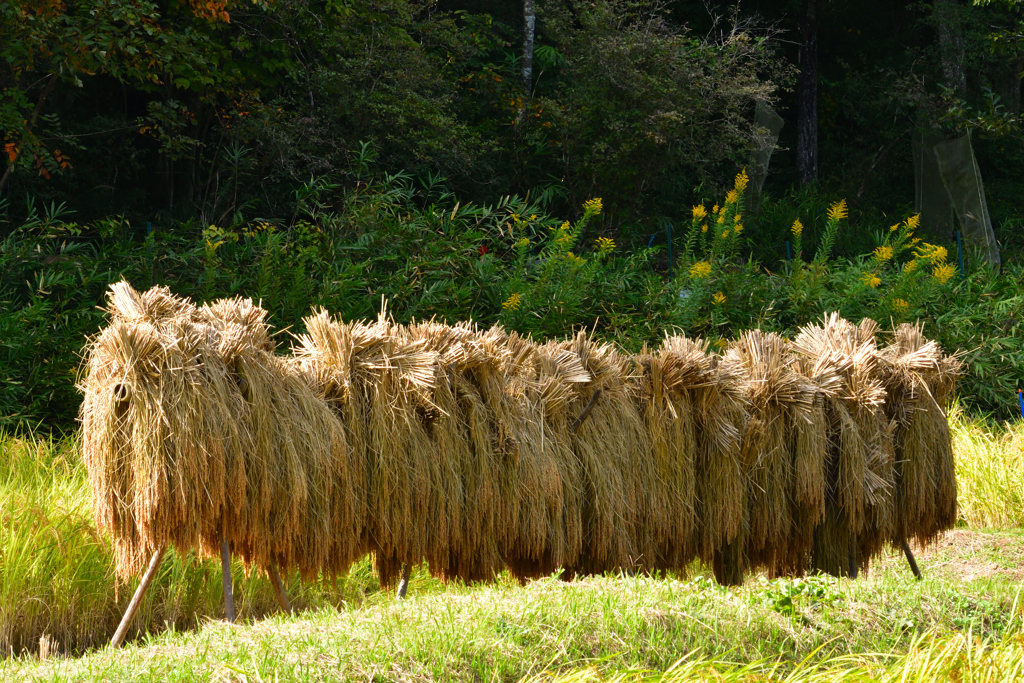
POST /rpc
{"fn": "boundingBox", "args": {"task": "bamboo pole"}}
[110,544,167,648]
[268,562,292,615]
[221,536,236,622]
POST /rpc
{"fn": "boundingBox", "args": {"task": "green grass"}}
[1,413,1023,681]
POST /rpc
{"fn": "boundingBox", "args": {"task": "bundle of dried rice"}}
[80,283,250,578]
[292,310,441,586]
[80,282,361,582]
[559,332,646,575]
[498,335,587,580]
[722,330,816,578]
[880,323,960,548]
[792,314,892,576]
[198,299,358,579]
[400,320,511,582]
[635,335,745,578]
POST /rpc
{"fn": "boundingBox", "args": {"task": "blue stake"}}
[957,231,964,279]
[666,222,673,280]
[1018,389,1023,420]
[785,241,792,271]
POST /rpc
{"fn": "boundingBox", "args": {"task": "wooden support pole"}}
[268,562,292,615]
[848,536,859,579]
[396,564,411,600]
[110,544,167,648]
[221,536,236,622]
[900,538,923,580]
[570,388,603,434]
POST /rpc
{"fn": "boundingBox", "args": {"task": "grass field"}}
[1,412,1022,681]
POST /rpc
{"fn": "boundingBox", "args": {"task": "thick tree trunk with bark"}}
[796,0,818,187]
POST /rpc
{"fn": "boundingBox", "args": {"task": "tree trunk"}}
[935,0,967,97]
[523,0,536,95]
[796,0,819,187]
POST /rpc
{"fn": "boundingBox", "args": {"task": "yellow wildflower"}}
[516,237,530,249]
[692,205,708,221]
[725,189,739,205]
[502,292,521,311]
[904,259,917,273]
[889,223,900,233]
[873,245,894,262]
[933,263,956,284]
[717,213,726,225]
[529,214,537,220]
[791,218,804,237]
[905,213,921,231]
[713,291,726,305]
[595,236,616,254]
[701,224,708,233]
[565,253,587,266]
[712,204,720,215]
[827,199,849,222]
[915,243,948,263]
[721,229,730,239]
[689,261,712,279]
[733,221,743,235]
[734,168,749,192]
[583,197,603,216]
[892,298,909,312]
[862,272,882,288]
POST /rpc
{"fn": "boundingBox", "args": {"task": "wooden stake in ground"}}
[268,563,293,615]
[221,536,236,622]
[110,545,167,648]
[397,564,411,599]
[900,538,923,580]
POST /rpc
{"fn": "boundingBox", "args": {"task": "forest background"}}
[2,0,1024,430]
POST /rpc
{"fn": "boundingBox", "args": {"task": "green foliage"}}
[2,169,1022,430]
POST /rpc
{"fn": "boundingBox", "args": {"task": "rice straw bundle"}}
[635,335,746,576]
[401,320,510,582]
[559,332,646,575]
[879,323,960,548]
[80,283,248,578]
[723,330,816,576]
[499,335,587,579]
[198,299,358,579]
[792,314,892,576]
[292,310,442,586]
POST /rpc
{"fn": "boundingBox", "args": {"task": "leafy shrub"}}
[1,175,1021,431]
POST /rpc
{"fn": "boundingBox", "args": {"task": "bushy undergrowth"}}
[1,175,1022,430]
